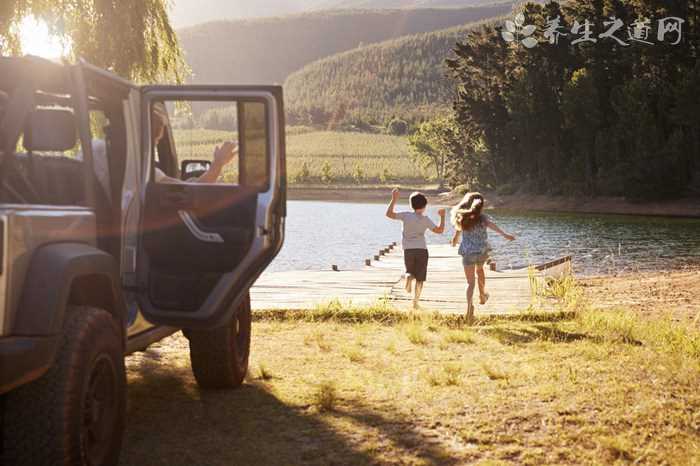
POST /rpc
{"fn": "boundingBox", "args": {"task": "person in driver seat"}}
[87,105,238,197]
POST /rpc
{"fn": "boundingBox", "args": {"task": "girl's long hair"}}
[451,192,485,231]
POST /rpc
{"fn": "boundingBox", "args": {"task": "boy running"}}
[386,188,446,308]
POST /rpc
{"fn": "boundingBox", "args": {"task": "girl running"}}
[450,193,515,321]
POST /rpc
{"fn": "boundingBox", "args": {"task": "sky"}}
[168,0,328,28]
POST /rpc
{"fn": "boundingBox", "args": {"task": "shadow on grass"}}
[329,403,464,465]
[122,362,380,466]
[482,323,592,346]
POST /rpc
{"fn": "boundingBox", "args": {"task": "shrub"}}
[321,161,333,184]
[352,164,365,184]
[312,381,338,412]
[453,184,470,195]
[294,161,311,184]
[379,168,391,184]
[387,118,409,136]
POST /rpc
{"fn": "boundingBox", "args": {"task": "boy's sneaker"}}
[405,274,414,293]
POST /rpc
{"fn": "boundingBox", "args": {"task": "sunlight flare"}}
[17,15,70,59]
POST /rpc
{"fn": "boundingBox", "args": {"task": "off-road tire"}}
[2,306,125,466]
[188,293,251,389]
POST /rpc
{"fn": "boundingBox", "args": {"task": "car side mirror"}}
[181,159,211,181]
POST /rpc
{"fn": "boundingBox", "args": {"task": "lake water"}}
[269,201,700,276]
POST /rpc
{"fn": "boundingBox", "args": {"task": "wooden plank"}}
[251,244,571,315]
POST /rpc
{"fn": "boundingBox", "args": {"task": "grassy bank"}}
[122,282,700,465]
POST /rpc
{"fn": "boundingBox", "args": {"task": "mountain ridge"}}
[178,4,513,86]
[284,17,502,125]
[171,0,510,27]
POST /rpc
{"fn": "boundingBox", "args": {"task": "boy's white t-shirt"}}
[395,212,436,250]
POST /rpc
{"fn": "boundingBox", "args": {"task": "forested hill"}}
[177,4,512,85]
[284,20,493,125]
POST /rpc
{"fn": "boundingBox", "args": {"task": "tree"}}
[0,0,187,83]
[408,115,460,187]
[445,0,699,201]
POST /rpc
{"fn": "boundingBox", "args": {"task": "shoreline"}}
[288,186,700,218]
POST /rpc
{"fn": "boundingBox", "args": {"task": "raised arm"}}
[431,208,446,234]
[385,188,400,220]
[196,141,238,183]
[484,217,516,241]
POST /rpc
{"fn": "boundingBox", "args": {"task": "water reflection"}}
[269,201,700,276]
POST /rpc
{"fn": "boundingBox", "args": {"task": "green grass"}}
[123,305,700,465]
[171,127,429,185]
[443,329,475,345]
[403,322,429,345]
[122,278,700,465]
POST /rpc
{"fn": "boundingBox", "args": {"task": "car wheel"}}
[188,292,251,389]
[2,306,125,466]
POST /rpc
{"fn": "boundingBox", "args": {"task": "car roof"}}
[0,56,135,103]
[0,56,72,95]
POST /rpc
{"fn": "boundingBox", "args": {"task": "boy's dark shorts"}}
[404,248,429,282]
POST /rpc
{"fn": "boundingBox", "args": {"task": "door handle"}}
[178,211,224,243]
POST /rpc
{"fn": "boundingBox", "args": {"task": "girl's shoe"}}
[480,293,490,305]
[405,274,414,293]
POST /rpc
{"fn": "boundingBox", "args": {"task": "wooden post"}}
[379,250,385,256]
[332,265,339,271]
[365,259,371,266]
[489,262,497,271]
[374,255,380,261]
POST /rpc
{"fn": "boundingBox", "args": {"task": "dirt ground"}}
[581,269,700,324]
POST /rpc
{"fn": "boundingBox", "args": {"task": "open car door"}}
[135,86,285,329]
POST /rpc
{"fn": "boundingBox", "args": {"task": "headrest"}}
[24,108,77,152]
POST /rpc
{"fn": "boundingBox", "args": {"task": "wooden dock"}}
[251,244,572,315]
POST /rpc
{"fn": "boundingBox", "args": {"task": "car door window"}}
[151,100,270,188]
